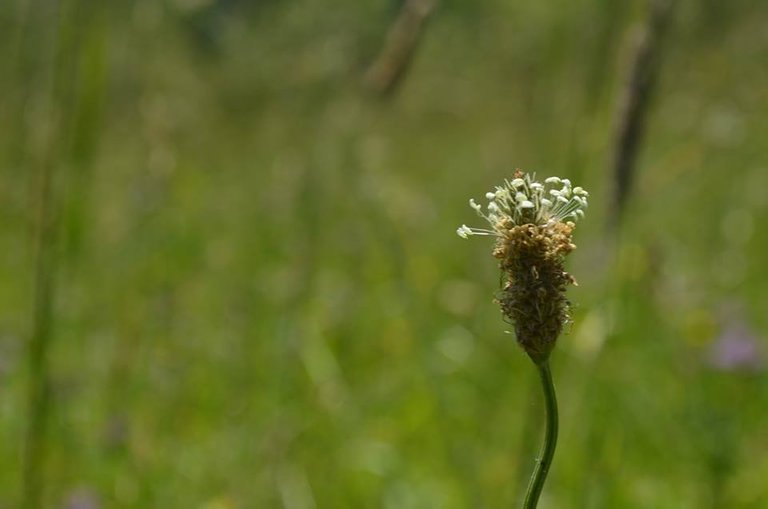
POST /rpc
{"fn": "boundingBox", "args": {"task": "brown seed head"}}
[494,221,577,363]
[457,172,588,363]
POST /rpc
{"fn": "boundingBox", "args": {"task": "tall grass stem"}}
[22,155,58,509]
[522,360,559,509]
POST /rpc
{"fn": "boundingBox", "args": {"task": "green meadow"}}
[2,1,768,507]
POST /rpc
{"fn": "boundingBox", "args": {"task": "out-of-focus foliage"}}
[2,0,768,507]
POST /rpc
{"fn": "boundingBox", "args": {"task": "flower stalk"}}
[523,360,558,509]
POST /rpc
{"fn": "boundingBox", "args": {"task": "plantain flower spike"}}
[457,170,589,364]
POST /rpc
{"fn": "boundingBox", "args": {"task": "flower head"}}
[458,171,588,238]
[458,170,588,363]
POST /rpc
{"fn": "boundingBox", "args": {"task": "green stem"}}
[522,360,559,509]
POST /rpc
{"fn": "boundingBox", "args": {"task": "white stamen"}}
[457,174,588,238]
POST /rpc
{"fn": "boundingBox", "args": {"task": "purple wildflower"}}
[708,321,764,372]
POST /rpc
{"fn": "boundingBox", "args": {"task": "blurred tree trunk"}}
[364,0,437,97]
[607,0,672,232]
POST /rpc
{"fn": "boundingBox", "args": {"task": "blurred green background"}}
[2,0,768,507]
